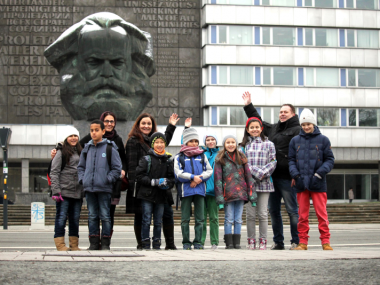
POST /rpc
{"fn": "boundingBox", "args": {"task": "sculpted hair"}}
[216,139,245,166]
[281,103,296,114]
[90,119,105,130]
[128,113,158,145]
[241,119,266,147]
[62,138,82,164]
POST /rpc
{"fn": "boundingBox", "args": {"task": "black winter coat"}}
[244,103,301,180]
[136,150,175,204]
[125,124,176,213]
[80,130,127,172]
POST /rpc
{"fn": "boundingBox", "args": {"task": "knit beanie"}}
[203,132,218,146]
[299,108,317,126]
[60,126,80,142]
[222,134,238,147]
[150,132,167,147]
[183,127,199,145]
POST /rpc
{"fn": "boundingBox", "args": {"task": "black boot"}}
[152,239,161,250]
[233,234,241,249]
[163,224,177,250]
[142,239,151,250]
[101,237,111,250]
[88,235,100,250]
[224,234,234,249]
[134,225,143,250]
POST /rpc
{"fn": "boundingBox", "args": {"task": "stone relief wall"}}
[0,0,201,125]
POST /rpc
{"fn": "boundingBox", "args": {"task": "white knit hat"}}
[59,126,80,142]
[300,108,317,126]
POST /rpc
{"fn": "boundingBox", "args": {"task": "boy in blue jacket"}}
[174,127,213,250]
[77,120,122,250]
[288,109,334,251]
[200,133,219,250]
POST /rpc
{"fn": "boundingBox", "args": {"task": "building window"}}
[219,26,227,44]
[315,0,337,7]
[317,108,340,126]
[315,28,338,47]
[316,68,339,87]
[348,109,357,126]
[358,69,380,87]
[327,174,344,199]
[273,67,296,85]
[357,30,379,48]
[230,66,253,84]
[356,0,378,9]
[359,109,380,126]
[229,26,253,45]
[272,27,295,45]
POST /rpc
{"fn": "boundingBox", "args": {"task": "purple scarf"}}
[180,145,204,157]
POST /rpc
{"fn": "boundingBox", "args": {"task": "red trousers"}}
[297,190,330,245]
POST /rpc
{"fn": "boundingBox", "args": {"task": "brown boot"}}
[293,243,308,250]
[69,236,81,251]
[322,243,333,250]
[54,237,69,251]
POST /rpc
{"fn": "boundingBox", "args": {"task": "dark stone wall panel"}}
[0,1,202,125]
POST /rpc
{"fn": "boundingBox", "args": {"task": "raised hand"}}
[242,91,252,106]
[169,113,180,126]
[184,118,192,128]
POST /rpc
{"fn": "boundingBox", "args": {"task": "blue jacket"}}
[201,146,219,196]
[77,139,122,193]
[288,126,334,193]
[174,152,213,198]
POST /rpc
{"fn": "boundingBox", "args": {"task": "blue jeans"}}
[141,200,165,241]
[269,178,299,246]
[85,192,112,237]
[224,200,244,235]
[54,197,82,238]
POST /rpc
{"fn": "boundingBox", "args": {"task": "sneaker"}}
[289,243,298,250]
[270,243,285,250]
[259,238,267,250]
[294,243,308,250]
[193,243,204,250]
[183,244,192,250]
[247,238,256,250]
[322,243,333,250]
[211,244,218,250]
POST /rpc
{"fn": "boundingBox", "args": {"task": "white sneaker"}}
[289,243,298,250]
[211,244,218,250]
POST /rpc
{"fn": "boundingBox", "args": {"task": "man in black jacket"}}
[242,91,300,250]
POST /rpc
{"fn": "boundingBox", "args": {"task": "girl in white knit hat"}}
[288,109,335,251]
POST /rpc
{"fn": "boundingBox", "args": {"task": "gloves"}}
[218,204,224,211]
[158,178,169,190]
[52,193,64,202]
[251,202,256,207]
[151,179,159,186]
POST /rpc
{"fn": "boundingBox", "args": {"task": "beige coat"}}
[348,189,354,200]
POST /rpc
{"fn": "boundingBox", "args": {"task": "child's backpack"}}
[175,152,206,210]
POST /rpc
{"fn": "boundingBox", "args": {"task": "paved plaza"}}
[0,224,379,284]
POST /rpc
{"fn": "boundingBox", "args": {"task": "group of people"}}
[49,91,335,252]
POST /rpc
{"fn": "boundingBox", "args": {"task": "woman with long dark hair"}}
[126,112,179,250]
[50,127,83,251]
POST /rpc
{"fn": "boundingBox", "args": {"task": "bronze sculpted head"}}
[44,12,156,121]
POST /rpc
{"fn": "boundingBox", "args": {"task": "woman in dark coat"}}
[126,112,179,250]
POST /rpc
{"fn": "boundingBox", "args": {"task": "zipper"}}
[296,145,300,162]
[316,145,320,161]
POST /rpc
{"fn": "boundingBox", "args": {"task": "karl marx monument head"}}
[44,12,156,121]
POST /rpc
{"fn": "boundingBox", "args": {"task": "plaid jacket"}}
[245,136,277,192]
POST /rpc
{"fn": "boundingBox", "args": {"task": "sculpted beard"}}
[60,68,153,121]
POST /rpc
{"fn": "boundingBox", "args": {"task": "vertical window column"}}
[255,67,261,85]
[341,109,347,126]
[211,66,217,84]
[211,26,217,44]
[297,28,303,46]
[341,69,347,87]
[298,68,304,86]
[211,107,217,125]
[339,29,345,47]
[255,27,260,45]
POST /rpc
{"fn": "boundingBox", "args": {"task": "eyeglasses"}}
[104,120,115,124]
